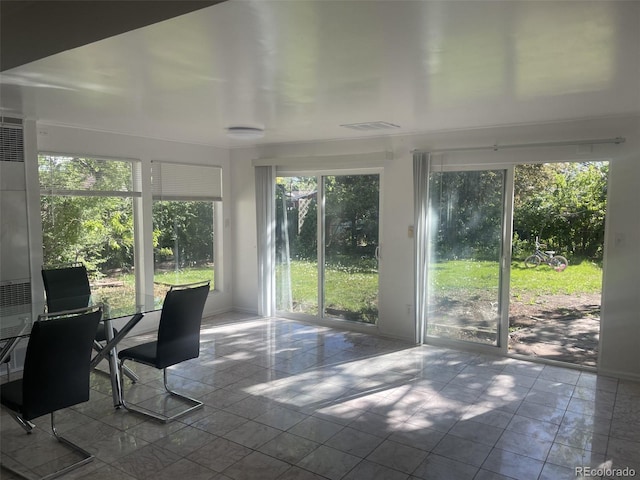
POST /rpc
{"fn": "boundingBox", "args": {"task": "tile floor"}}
[1,312,639,480]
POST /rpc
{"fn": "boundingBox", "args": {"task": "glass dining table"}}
[0,294,160,408]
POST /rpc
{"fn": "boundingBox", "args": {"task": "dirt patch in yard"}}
[509,293,601,367]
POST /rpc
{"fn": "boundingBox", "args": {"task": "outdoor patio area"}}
[509,293,601,367]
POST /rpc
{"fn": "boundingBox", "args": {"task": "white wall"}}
[229,147,260,313]
[598,137,640,380]
[32,124,234,326]
[231,116,640,380]
[19,117,640,380]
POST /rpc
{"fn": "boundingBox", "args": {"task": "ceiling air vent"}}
[340,121,401,131]
[0,117,24,162]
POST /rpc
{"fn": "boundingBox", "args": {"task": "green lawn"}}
[94,259,601,322]
[431,258,603,296]
[90,267,214,316]
[277,258,602,324]
[276,261,319,314]
[276,261,378,322]
[153,268,215,288]
[510,259,602,296]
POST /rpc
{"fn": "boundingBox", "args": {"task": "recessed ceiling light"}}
[226,126,264,140]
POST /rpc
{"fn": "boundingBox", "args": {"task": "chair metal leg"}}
[7,412,35,433]
[92,341,139,383]
[1,339,17,381]
[122,364,139,383]
[119,360,203,423]
[1,412,93,480]
[43,411,94,480]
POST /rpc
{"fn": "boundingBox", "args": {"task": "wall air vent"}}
[0,281,32,308]
[0,117,24,162]
[340,121,401,131]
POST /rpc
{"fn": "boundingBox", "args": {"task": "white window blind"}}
[151,162,222,201]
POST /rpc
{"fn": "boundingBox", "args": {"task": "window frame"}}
[39,153,143,306]
[39,154,223,309]
[151,197,219,294]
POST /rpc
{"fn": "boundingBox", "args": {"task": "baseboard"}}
[202,305,236,317]
[597,366,640,383]
[231,306,260,315]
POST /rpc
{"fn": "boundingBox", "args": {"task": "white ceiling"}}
[1,0,639,148]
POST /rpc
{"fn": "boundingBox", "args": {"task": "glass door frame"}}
[275,167,383,327]
[423,163,514,354]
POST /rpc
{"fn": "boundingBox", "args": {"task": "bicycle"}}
[524,237,568,271]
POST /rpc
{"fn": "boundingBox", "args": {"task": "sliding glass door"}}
[425,169,508,346]
[276,176,319,316]
[323,175,379,323]
[276,173,380,324]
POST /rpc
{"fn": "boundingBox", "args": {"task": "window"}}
[151,162,222,296]
[39,155,141,312]
[153,200,216,296]
[275,174,380,324]
[40,156,222,309]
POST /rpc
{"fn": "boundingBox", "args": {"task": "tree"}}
[324,175,379,258]
[41,155,217,278]
[513,162,608,261]
[429,170,504,260]
[276,177,318,261]
[153,201,214,268]
[513,163,559,243]
[275,175,380,265]
[40,156,135,276]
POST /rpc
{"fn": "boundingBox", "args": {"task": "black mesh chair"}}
[0,305,102,480]
[118,281,210,423]
[41,264,91,313]
[41,264,138,382]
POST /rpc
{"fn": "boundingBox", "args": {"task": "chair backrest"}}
[42,265,91,313]
[21,306,102,421]
[156,282,210,369]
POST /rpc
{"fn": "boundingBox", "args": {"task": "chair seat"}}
[118,342,158,367]
[0,380,23,414]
